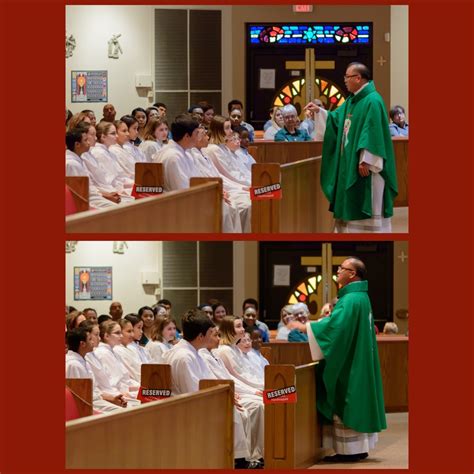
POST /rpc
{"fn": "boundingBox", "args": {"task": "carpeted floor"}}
[309,412,408,469]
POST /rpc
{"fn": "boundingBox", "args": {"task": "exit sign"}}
[293,5,313,13]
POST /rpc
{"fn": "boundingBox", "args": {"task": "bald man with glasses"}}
[305,62,398,233]
[290,257,386,463]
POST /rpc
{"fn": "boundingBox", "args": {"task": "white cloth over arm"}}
[312,107,328,141]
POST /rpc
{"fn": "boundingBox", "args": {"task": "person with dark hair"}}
[212,303,228,327]
[120,115,147,162]
[305,62,398,233]
[138,305,155,346]
[233,126,256,172]
[152,102,167,118]
[131,107,147,143]
[188,105,204,123]
[145,315,177,362]
[101,103,117,123]
[109,301,123,321]
[389,105,409,137]
[66,326,124,412]
[81,109,97,127]
[155,114,201,191]
[83,308,98,323]
[157,299,172,315]
[97,314,112,325]
[227,99,254,141]
[109,119,136,181]
[289,257,386,463]
[146,106,160,121]
[66,310,86,331]
[66,108,73,127]
[242,307,269,343]
[198,101,215,129]
[242,299,269,339]
[164,310,257,469]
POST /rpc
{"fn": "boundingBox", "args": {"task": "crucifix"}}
[285,47,336,105]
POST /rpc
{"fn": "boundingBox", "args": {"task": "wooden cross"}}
[376,55,387,66]
[285,47,335,104]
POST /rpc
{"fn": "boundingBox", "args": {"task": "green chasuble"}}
[320,81,398,221]
[309,280,386,433]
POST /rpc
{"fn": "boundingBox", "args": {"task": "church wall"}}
[393,241,409,335]
[233,241,259,313]
[390,6,409,116]
[66,5,232,119]
[65,241,161,315]
[66,6,154,118]
[230,5,394,113]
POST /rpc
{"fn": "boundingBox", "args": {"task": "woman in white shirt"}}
[215,316,264,390]
[204,116,251,187]
[90,122,134,191]
[109,119,136,180]
[94,320,140,398]
[145,315,177,363]
[139,117,169,163]
[121,115,147,163]
[263,107,284,140]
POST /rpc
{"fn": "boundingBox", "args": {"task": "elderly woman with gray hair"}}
[287,302,311,342]
[274,104,312,142]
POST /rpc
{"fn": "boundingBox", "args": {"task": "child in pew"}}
[113,317,147,383]
[236,332,266,380]
[138,117,169,163]
[124,313,151,364]
[66,310,86,331]
[93,320,141,403]
[215,316,264,391]
[145,315,177,363]
[162,310,259,469]
[138,305,156,346]
[245,328,269,375]
[66,326,124,413]
[232,125,256,172]
[120,115,147,163]
[199,325,265,467]
[90,122,135,193]
[109,119,136,181]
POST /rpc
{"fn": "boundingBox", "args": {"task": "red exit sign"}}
[293,5,314,13]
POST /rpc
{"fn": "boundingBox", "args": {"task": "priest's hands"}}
[358,163,370,177]
[304,101,321,114]
[287,321,307,332]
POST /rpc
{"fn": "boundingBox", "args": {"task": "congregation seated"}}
[145,315,177,363]
[274,104,312,142]
[139,117,169,162]
[263,106,284,140]
[389,105,409,137]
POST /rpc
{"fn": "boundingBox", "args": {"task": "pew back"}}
[65,177,89,213]
[65,378,93,418]
[65,182,222,233]
[66,385,234,469]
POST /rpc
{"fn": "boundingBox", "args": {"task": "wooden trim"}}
[190,177,223,232]
[66,385,234,469]
[135,162,163,187]
[65,177,89,213]
[65,182,222,233]
[65,378,93,418]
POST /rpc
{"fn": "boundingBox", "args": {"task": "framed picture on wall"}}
[71,70,108,103]
[74,266,112,300]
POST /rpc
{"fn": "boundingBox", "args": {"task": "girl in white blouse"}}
[145,315,177,363]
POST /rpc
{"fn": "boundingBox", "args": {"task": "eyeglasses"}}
[344,74,360,80]
[338,265,355,272]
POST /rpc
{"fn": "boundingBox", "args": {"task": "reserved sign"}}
[263,385,297,404]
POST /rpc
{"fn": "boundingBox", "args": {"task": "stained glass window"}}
[288,274,338,318]
[249,24,371,45]
[273,77,346,113]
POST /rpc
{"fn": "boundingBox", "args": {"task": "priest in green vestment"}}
[306,63,398,233]
[290,257,386,463]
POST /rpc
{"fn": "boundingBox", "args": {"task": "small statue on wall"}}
[108,34,123,59]
[66,34,76,58]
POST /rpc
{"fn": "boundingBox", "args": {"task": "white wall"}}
[66,5,154,117]
[65,5,232,118]
[391,6,409,116]
[65,241,161,315]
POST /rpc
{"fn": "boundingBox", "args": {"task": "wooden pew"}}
[265,363,323,469]
[65,378,93,418]
[65,177,89,213]
[66,384,234,469]
[249,139,408,208]
[263,337,408,412]
[65,182,222,233]
[251,160,334,233]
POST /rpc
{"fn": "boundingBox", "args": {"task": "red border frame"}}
[2,1,473,473]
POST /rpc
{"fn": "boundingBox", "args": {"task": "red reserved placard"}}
[250,183,282,200]
[131,184,164,199]
[137,387,172,403]
[263,385,297,404]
